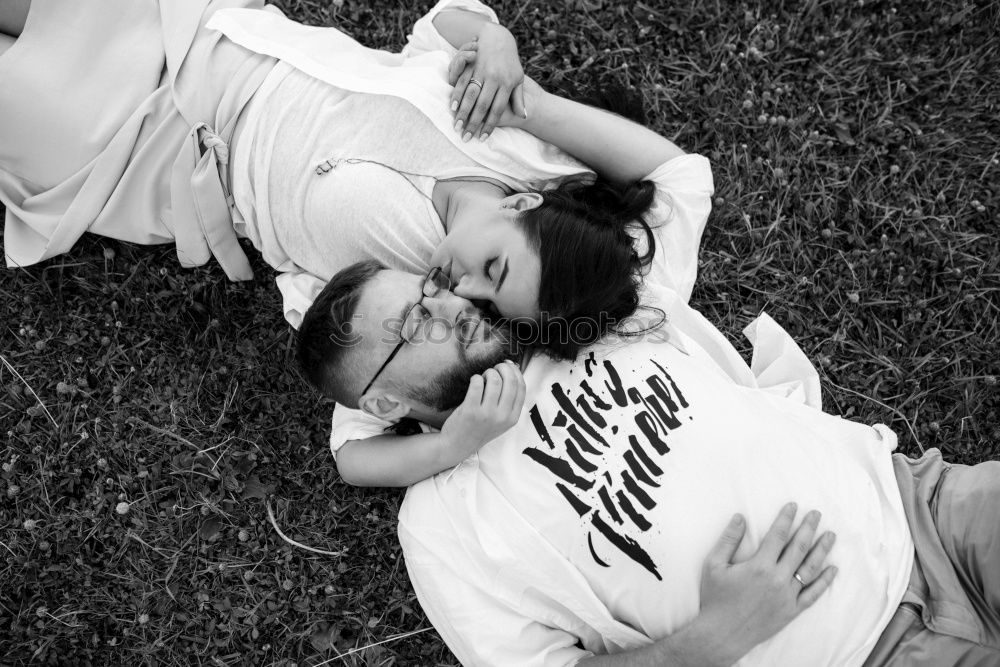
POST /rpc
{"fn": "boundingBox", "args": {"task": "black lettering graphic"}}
[557,482,591,517]
[523,448,595,492]
[653,360,689,408]
[592,512,661,580]
[580,380,612,411]
[602,361,629,407]
[635,412,671,456]
[576,394,608,429]
[623,450,659,488]
[552,383,608,446]
[567,424,603,456]
[598,486,623,524]
[564,437,599,474]
[615,490,653,531]
[530,406,554,449]
[621,471,655,510]
[647,376,684,429]
[524,357,694,580]
[628,435,664,477]
[587,533,610,567]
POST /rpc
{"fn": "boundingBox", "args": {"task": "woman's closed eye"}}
[483,257,497,284]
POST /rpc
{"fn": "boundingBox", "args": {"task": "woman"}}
[0,0,709,361]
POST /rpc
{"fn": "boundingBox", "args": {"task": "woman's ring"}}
[469,78,484,89]
[793,572,806,586]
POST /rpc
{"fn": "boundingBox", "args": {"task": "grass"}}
[1,0,998,664]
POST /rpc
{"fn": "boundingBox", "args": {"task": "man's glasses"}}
[360,267,453,396]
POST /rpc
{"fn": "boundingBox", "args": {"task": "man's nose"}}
[426,288,477,323]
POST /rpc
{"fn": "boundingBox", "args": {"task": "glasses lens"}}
[400,303,430,343]
[424,267,451,296]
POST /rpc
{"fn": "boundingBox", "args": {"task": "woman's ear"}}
[358,391,413,422]
[502,192,543,212]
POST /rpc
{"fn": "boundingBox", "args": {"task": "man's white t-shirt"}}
[402,312,911,665]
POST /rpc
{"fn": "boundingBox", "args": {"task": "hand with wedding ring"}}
[447,22,526,142]
[694,503,839,663]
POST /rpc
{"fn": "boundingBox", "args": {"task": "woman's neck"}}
[432,178,509,231]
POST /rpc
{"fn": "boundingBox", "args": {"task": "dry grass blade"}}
[313,627,433,666]
[0,352,58,430]
[265,497,345,557]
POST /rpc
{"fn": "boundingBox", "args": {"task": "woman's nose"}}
[453,275,489,300]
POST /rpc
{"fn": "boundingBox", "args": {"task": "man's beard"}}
[409,320,519,412]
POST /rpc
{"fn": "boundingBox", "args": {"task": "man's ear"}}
[502,192,543,212]
[358,391,413,422]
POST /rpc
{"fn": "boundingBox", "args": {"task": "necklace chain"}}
[315,157,434,202]
[315,157,513,204]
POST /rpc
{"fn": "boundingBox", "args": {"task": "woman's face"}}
[430,194,542,321]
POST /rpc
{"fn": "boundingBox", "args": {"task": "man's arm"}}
[403,503,837,667]
[580,506,837,666]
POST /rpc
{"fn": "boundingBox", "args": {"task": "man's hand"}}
[696,503,838,664]
[439,360,526,458]
[447,22,525,141]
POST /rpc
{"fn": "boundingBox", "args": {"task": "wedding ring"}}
[793,572,806,586]
[469,78,484,89]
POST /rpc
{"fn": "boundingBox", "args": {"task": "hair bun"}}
[567,178,655,226]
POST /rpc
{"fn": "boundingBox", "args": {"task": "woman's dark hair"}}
[513,177,663,360]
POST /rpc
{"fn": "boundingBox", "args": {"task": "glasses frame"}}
[360,266,451,397]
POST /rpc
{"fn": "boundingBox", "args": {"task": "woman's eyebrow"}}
[496,259,510,292]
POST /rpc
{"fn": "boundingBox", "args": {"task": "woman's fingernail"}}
[462,132,472,142]
[823,532,836,546]
[732,514,744,526]
[480,133,490,142]
[451,100,459,112]
[455,120,464,132]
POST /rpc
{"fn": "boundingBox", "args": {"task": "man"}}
[297,260,1000,666]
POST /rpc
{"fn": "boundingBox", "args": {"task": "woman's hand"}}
[447,22,526,142]
[696,503,838,664]
[439,360,526,458]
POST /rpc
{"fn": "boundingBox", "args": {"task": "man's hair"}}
[297,259,385,407]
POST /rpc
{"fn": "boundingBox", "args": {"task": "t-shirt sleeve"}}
[399,487,593,667]
[275,270,327,330]
[638,154,715,303]
[329,405,393,458]
[403,0,500,58]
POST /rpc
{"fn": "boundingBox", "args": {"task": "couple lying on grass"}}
[2,0,998,665]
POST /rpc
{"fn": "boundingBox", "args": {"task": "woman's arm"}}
[337,431,474,487]
[337,360,526,487]
[434,9,527,140]
[432,8,504,50]
[501,78,686,185]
